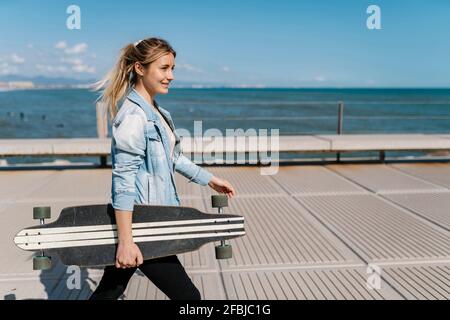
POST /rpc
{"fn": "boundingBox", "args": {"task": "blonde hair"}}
[94,37,176,120]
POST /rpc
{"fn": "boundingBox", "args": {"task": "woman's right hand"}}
[115,240,144,269]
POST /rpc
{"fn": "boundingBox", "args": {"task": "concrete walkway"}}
[0,162,449,300]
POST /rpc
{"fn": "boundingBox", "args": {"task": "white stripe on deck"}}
[15,223,245,245]
[16,231,246,250]
[16,217,244,236]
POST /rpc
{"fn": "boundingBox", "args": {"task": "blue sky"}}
[0,0,449,87]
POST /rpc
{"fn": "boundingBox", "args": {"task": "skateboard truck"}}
[211,195,232,259]
[32,207,52,270]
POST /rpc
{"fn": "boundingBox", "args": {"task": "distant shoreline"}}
[1,86,450,92]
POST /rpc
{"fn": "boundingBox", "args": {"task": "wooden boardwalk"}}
[0,162,449,300]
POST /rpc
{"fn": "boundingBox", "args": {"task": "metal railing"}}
[94,100,450,164]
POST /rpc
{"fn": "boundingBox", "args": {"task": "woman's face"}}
[137,53,175,96]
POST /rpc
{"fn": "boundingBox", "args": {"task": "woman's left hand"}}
[208,176,236,199]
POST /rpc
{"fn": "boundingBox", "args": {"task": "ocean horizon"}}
[1,87,449,164]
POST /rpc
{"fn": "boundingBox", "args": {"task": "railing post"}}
[337,101,344,162]
[96,102,108,167]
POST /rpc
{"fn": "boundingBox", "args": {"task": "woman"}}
[90,37,236,300]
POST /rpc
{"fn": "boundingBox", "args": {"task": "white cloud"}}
[314,75,326,82]
[0,62,18,75]
[60,56,95,73]
[28,41,97,76]
[72,64,95,74]
[54,41,87,55]
[65,43,88,55]
[221,66,230,72]
[27,44,34,49]
[55,41,68,50]
[36,64,68,73]
[177,63,203,73]
[61,57,83,66]
[11,54,25,64]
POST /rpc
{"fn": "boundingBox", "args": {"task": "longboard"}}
[14,204,245,268]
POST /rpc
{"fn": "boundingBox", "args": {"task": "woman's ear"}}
[134,62,144,77]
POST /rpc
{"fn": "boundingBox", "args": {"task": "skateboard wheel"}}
[215,244,232,259]
[211,195,228,208]
[33,256,52,270]
[33,207,51,220]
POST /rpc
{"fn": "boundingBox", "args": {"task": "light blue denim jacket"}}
[111,88,213,211]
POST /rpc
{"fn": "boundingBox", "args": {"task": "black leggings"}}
[89,255,201,300]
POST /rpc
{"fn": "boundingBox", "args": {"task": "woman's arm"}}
[174,153,213,186]
[111,112,147,268]
[174,153,236,198]
[114,209,143,269]
[115,210,134,243]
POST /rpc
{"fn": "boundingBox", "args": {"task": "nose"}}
[167,69,174,81]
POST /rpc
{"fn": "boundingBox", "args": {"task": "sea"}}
[1,88,449,164]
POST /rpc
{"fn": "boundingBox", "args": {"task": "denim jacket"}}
[111,88,213,211]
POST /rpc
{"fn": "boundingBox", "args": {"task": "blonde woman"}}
[90,38,236,300]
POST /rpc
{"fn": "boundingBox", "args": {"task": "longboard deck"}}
[14,204,245,267]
